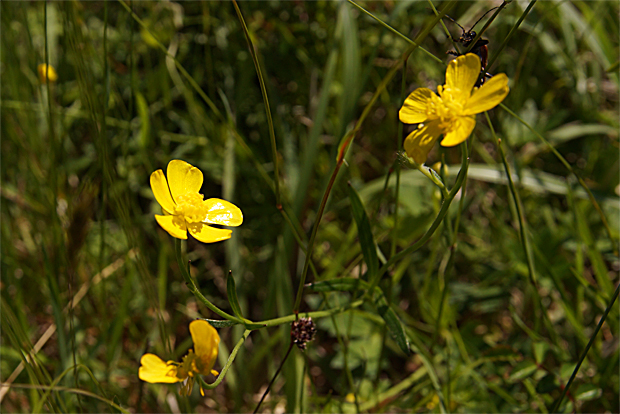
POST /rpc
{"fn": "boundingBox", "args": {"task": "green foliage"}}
[1,1,618,413]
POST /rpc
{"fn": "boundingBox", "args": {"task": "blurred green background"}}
[1,1,618,412]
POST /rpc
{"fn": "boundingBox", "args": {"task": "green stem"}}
[486,1,537,72]
[551,282,620,412]
[174,239,241,323]
[252,341,294,413]
[486,113,562,343]
[117,0,222,119]
[500,103,617,254]
[200,329,251,389]
[8,383,129,414]
[347,0,442,64]
[259,300,365,329]
[373,142,470,288]
[292,155,344,315]
[291,9,445,314]
[485,112,537,284]
[232,0,281,207]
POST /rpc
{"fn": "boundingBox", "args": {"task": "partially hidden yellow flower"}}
[399,53,509,164]
[37,63,58,83]
[139,320,220,396]
[150,160,243,243]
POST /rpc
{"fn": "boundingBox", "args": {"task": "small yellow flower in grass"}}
[37,63,58,83]
[139,320,220,396]
[150,160,243,243]
[399,53,509,164]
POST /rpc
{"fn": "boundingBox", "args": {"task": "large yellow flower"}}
[399,53,509,164]
[139,320,220,396]
[150,160,243,243]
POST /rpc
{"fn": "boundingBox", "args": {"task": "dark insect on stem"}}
[445,7,499,86]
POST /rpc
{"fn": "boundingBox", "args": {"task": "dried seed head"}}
[291,317,316,350]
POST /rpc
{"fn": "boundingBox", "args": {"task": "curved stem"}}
[174,239,242,323]
[200,329,251,390]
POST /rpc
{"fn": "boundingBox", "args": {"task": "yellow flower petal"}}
[167,160,204,204]
[37,63,58,83]
[203,198,243,227]
[150,170,176,214]
[462,73,509,115]
[139,354,182,383]
[189,320,220,375]
[187,222,232,243]
[440,116,476,147]
[399,88,434,124]
[445,54,480,100]
[155,215,188,239]
[403,120,443,164]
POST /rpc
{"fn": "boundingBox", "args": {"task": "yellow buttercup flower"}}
[399,53,509,164]
[139,320,220,396]
[37,63,58,83]
[150,160,243,243]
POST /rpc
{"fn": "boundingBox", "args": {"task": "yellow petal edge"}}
[139,354,181,384]
[167,160,204,204]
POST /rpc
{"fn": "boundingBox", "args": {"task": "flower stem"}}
[200,329,251,390]
[174,239,242,323]
[500,103,617,254]
[232,0,280,207]
[484,112,537,284]
[258,299,365,329]
[291,19,437,315]
[373,142,470,288]
[253,341,294,413]
[485,112,560,341]
[551,282,620,412]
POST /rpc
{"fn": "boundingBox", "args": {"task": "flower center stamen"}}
[174,193,208,223]
[426,86,465,133]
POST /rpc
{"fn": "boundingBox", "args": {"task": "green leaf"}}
[533,341,549,364]
[202,318,239,328]
[306,277,370,293]
[348,183,378,281]
[226,271,244,320]
[135,91,150,148]
[574,384,602,401]
[372,287,410,355]
[509,359,538,382]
